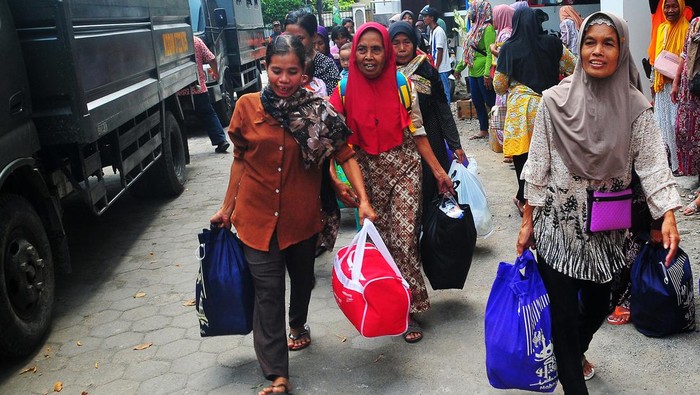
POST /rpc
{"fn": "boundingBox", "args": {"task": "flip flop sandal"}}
[582,358,595,381]
[259,383,291,395]
[683,201,699,216]
[607,306,631,325]
[469,133,489,140]
[403,319,423,343]
[287,325,311,351]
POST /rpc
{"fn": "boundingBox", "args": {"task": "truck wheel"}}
[0,194,54,358]
[216,72,235,126]
[131,111,187,198]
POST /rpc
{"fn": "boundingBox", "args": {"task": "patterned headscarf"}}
[464,0,494,67]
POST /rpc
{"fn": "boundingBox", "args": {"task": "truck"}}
[0,0,197,357]
[185,0,266,124]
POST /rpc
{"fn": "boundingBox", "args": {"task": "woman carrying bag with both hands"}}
[516,12,681,394]
[210,35,376,395]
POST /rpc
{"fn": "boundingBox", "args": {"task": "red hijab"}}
[344,22,411,154]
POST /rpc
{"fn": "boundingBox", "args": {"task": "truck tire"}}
[131,111,187,198]
[216,72,235,126]
[0,194,55,358]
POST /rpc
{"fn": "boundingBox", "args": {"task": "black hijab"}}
[496,7,562,94]
[389,21,418,50]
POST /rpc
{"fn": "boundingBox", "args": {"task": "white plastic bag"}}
[448,159,494,238]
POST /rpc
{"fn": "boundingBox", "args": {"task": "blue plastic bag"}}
[630,243,695,337]
[485,250,558,392]
[195,226,254,336]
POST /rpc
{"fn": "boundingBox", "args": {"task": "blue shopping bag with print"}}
[485,250,558,392]
[195,226,254,336]
[630,243,695,337]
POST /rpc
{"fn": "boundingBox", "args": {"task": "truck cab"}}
[186,0,266,124]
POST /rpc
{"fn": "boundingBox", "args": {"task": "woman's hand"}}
[357,200,378,224]
[671,80,680,104]
[210,208,233,229]
[484,75,493,90]
[334,181,359,208]
[516,203,535,256]
[661,210,680,267]
[452,148,467,165]
[435,169,456,196]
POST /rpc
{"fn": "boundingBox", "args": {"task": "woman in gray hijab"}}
[516,12,681,394]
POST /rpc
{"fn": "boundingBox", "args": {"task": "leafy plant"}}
[261,0,304,25]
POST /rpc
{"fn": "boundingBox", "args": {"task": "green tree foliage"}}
[261,0,304,25]
[261,0,354,25]
[322,0,354,12]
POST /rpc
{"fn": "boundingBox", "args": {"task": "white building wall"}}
[601,0,653,100]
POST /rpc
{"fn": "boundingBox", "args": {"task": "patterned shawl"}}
[260,86,352,169]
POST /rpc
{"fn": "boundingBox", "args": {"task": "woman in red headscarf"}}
[329,22,453,343]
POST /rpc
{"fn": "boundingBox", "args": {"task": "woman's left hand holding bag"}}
[661,210,680,267]
[516,203,535,256]
[357,200,378,224]
[210,205,234,229]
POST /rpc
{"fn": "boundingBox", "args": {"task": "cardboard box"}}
[457,99,477,120]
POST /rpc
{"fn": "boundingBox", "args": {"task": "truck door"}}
[0,0,40,164]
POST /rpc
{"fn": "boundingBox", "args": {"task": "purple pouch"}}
[586,188,633,233]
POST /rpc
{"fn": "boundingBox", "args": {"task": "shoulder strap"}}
[396,71,412,112]
[339,77,348,106]
[339,74,411,112]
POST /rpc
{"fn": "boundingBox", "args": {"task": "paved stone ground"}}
[0,94,699,394]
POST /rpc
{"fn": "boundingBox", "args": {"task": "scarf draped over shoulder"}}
[261,86,352,169]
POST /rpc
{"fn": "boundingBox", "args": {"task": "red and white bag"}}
[332,219,411,337]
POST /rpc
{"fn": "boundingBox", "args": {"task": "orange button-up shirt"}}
[229,93,355,252]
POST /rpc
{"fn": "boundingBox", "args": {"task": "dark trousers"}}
[469,76,496,131]
[513,153,529,204]
[242,233,317,380]
[537,255,612,395]
[191,93,227,146]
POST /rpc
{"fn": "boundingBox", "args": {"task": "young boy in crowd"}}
[339,42,352,79]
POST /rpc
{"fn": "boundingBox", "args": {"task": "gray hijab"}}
[543,12,651,181]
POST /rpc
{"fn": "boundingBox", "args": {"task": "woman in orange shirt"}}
[211,35,375,395]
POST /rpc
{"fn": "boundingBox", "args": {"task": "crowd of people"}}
[207,2,698,394]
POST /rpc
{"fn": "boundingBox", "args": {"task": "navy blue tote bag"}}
[630,243,696,337]
[485,250,558,392]
[196,226,254,336]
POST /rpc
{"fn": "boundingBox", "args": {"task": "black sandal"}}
[403,319,423,343]
[287,324,311,351]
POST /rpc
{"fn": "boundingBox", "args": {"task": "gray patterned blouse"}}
[522,105,682,283]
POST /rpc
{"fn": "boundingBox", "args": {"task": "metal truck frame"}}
[0,0,197,357]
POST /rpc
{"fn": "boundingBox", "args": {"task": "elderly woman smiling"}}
[517,12,681,394]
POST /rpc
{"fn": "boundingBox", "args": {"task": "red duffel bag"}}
[332,219,411,337]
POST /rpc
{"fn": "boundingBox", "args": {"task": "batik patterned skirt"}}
[355,133,430,313]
